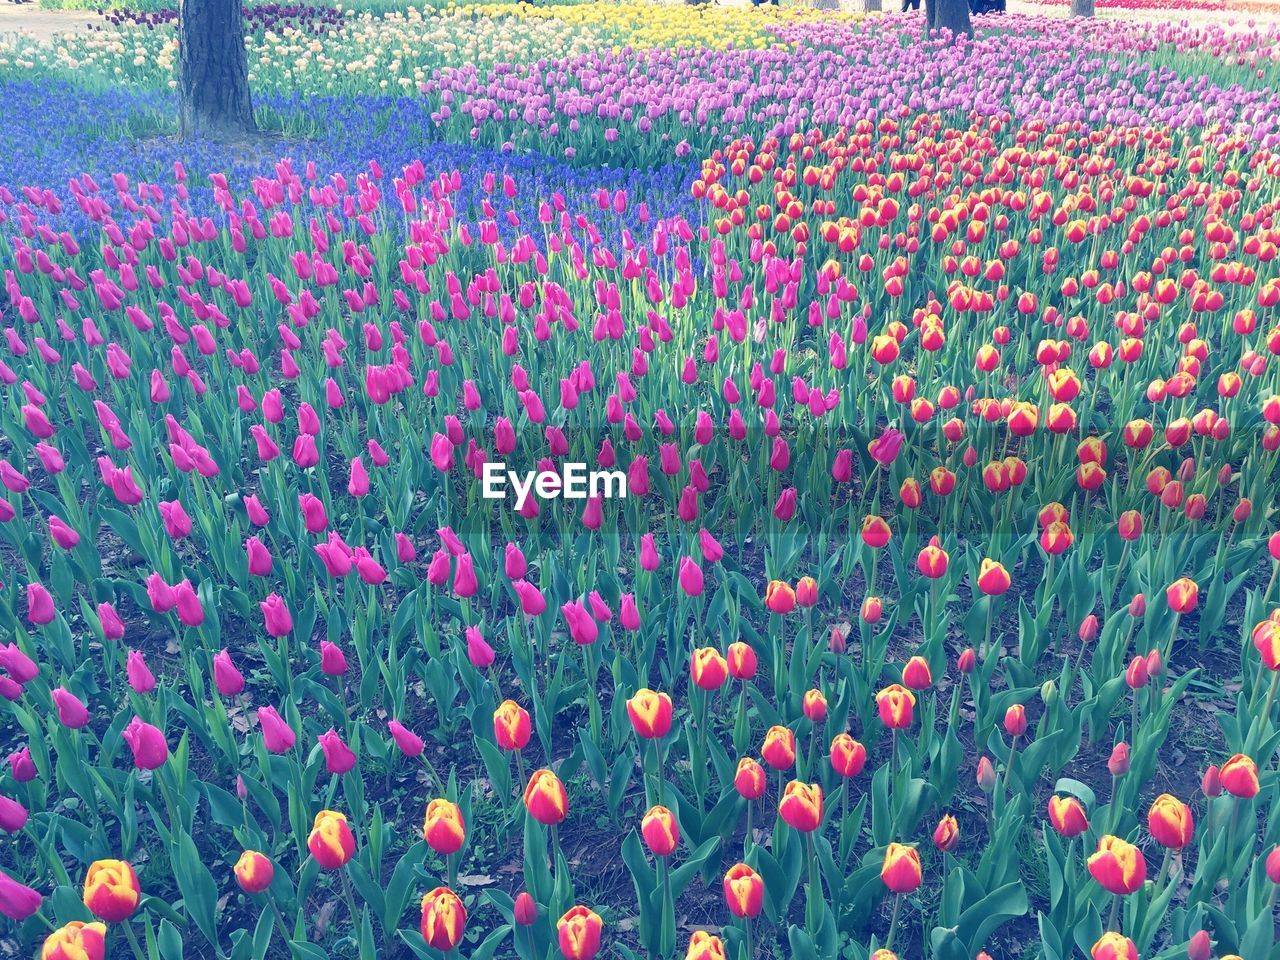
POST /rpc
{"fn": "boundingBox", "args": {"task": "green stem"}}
[121,922,148,960]
[886,891,903,950]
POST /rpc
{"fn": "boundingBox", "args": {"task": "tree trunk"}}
[863,0,882,12]
[1070,0,1095,15]
[178,0,255,139]
[935,0,972,37]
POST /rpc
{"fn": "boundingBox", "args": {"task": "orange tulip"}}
[233,851,274,894]
[524,769,569,825]
[933,815,959,852]
[861,515,891,548]
[1087,835,1146,895]
[830,734,867,778]
[1166,577,1198,614]
[557,905,603,960]
[795,576,818,607]
[690,647,728,690]
[761,725,797,770]
[420,887,466,952]
[777,781,823,832]
[1147,794,1194,850]
[1040,521,1074,555]
[876,683,916,729]
[902,655,932,690]
[307,810,356,869]
[881,843,922,893]
[83,860,140,923]
[916,542,949,578]
[723,863,764,918]
[734,757,767,799]
[1003,704,1027,737]
[627,688,673,739]
[423,798,466,855]
[1047,795,1089,838]
[41,922,107,960]
[726,642,757,680]
[764,580,796,614]
[686,930,727,960]
[1220,754,1260,798]
[493,699,532,751]
[977,558,1011,595]
[1091,932,1138,960]
[641,805,679,857]
[802,688,827,722]
[1252,611,1280,670]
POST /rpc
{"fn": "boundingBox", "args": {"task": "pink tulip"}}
[0,870,41,920]
[678,556,704,596]
[453,553,478,597]
[504,543,527,579]
[0,795,29,833]
[51,688,90,729]
[145,573,176,614]
[466,626,495,668]
[318,729,356,775]
[159,500,192,539]
[122,716,168,770]
[260,594,292,638]
[0,644,38,683]
[213,650,245,696]
[246,536,273,576]
[298,493,327,534]
[173,580,204,627]
[25,583,54,626]
[126,651,156,694]
[7,747,35,782]
[258,706,296,753]
[513,579,547,616]
[320,641,348,676]
[388,719,424,757]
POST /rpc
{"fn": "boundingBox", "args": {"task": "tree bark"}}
[934,0,972,38]
[1070,0,1095,15]
[864,0,882,11]
[178,0,256,139]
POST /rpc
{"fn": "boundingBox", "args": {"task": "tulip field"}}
[8,1,1280,959]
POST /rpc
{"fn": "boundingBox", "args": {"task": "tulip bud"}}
[976,756,996,792]
[932,814,959,852]
[1202,764,1222,798]
[734,757,766,800]
[795,576,818,607]
[1220,753,1260,798]
[1040,680,1057,706]
[802,689,827,722]
[1128,594,1146,617]
[957,648,976,674]
[234,851,274,894]
[829,626,848,653]
[1187,930,1211,960]
[1108,742,1130,776]
[1003,704,1028,737]
[1266,847,1280,884]
[514,891,538,925]
[1078,615,1098,644]
[778,781,823,832]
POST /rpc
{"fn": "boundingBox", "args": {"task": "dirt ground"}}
[0,5,98,40]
